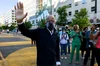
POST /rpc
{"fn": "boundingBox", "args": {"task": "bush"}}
[24,21,32,29]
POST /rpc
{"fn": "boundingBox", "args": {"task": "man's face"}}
[46,16,55,30]
[92,25,95,30]
[91,25,95,31]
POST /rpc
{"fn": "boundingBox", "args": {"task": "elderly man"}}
[14,2,61,66]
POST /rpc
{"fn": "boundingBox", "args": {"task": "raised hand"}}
[14,2,28,23]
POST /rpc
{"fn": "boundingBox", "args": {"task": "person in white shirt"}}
[60,29,69,59]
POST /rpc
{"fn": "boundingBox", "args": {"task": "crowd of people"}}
[58,24,100,66]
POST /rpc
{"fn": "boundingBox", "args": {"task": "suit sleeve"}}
[56,33,60,61]
[18,23,39,40]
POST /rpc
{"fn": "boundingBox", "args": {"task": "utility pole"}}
[95,0,97,13]
[93,0,97,24]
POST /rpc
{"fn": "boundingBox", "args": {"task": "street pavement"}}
[0,33,97,66]
[0,33,31,59]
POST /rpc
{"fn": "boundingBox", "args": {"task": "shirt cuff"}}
[17,22,24,25]
[56,61,61,65]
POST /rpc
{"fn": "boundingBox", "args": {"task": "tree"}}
[0,26,3,31]
[38,19,46,28]
[0,26,2,30]
[2,25,9,30]
[9,23,17,31]
[71,8,91,30]
[57,5,68,26]
[24,21,32,29]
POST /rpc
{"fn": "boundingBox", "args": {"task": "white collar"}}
[47,28,54,35]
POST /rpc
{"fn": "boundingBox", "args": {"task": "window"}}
[75,10,78,14]
[12,13,15,15]
[91,0,95,2]
[32,20,34,24]
[12,18,15,20]
[68,4,72,8]
[69,12,72,16]
[91,6,95,12]
[12,10,14,12]
[75,2,78,6]
[12,16,15,17]
[54,15,56,18]
[54,8,56,12]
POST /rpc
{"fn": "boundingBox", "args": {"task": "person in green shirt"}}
[69,25,82,64]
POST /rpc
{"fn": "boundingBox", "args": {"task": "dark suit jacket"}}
[18,23,60,66]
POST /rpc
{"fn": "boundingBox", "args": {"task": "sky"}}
[0,0,18,15]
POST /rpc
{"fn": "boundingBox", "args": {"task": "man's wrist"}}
[17,22,24,25]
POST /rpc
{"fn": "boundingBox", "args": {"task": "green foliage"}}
[56,5,68,26]
[0,26,2,30]
[38,19,46,28]
[24,21,32,29]
[2,25,9,30]
[0,23,17,31]
[71,8,91,30]
[9,23,17,31]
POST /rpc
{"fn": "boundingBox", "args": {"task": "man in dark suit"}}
[14,2,61,66]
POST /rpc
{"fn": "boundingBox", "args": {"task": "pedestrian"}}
[31,39,36,46]
[80,27,88,59]
[60,29,69,59]
[82,25,97,66]
[69,25,82,64]
[7,29,9,33]
[14,2,61,66]
[92,29,100,66]
[31,39,34,45]
[59,28,62,36]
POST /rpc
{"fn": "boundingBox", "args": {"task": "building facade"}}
[18,0,36,23]
[54,0,100,24]
[0,15,4,26]
[3,9,16,25]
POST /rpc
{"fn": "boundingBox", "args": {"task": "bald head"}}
[46,15,56,23]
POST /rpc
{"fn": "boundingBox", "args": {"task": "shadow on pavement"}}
[0,44,31,59]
